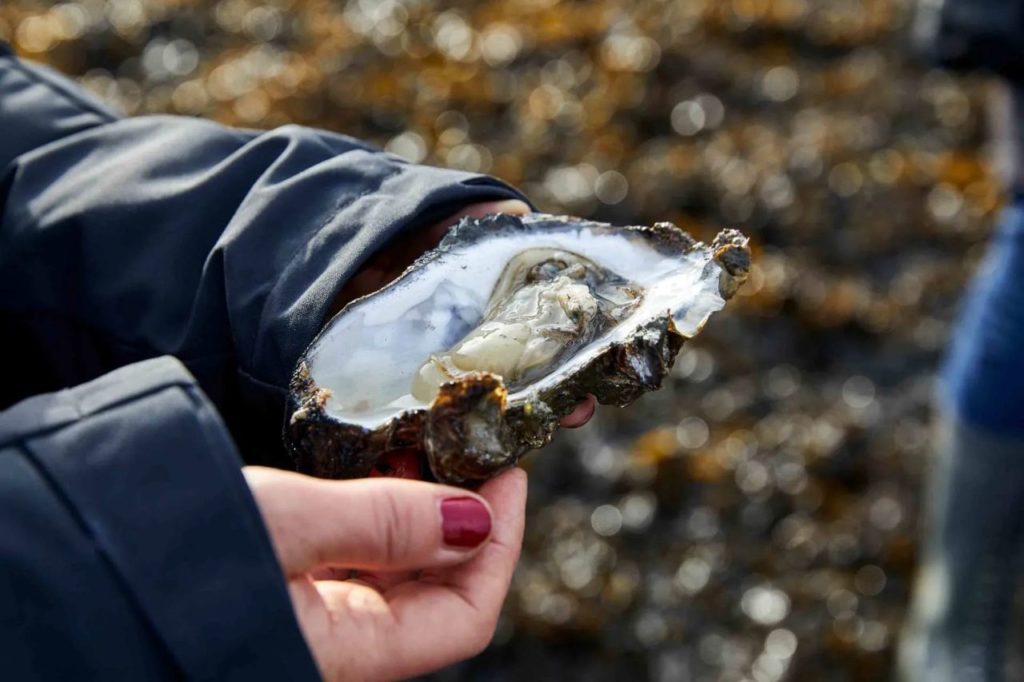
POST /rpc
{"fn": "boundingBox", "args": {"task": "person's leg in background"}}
[900,86,1024,682]
[900,418,1024,682]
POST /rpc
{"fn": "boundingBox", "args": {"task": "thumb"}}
[244,467,494,574]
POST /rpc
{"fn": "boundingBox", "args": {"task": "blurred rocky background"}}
[0,1,1004,680]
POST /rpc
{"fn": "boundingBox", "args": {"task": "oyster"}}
[285,213,750,485]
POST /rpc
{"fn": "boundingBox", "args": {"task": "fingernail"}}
[441,497,491,548]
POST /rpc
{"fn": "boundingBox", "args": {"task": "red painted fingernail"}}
[441,497,491,548]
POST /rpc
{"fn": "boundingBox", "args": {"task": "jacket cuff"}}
[238,126,532,389]
[0,356,319,681]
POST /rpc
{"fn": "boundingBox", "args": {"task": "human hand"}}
[245,465,527,681]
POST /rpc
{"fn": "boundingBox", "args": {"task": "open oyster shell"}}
[285,213,750,485]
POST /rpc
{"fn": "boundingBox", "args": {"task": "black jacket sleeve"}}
[0,49,528,679]
[0,356,321,680]
[0,50,528,464]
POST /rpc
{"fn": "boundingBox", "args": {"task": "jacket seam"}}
[0,380,198,450]
[5,54,119,123]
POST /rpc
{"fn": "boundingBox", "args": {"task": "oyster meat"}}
[285,213,750,485]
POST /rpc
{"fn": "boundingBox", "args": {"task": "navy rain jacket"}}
[0,46,526,680]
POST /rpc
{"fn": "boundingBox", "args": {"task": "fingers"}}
[423,466,528,604]
[560,393,597,428]
[369,448,424,479]
[457,199,531,219]
[349,569,417,593]
[340,468,529,679]
[424,198,531,243]
[244,467,495,575]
